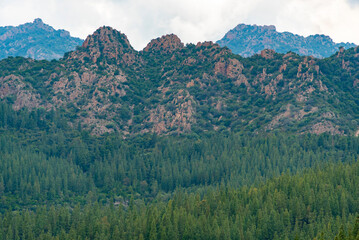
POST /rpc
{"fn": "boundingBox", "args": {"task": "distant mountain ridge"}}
[217,24,356,58]
[0,18,83,60]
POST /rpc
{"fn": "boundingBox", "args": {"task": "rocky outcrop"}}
[261,49,276,59]
[0,75,42,110]
[143,34,184,53]
[310,121,343,135]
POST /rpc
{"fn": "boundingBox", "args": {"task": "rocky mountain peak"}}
[82,26,132,50]
[33,18,44,25]
[143,34,184,53]
[228,24,276,37]
[238,23,276,31]
[23,18,55,33]
[70,26,137,65]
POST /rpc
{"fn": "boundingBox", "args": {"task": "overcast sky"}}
[0,0,358,50]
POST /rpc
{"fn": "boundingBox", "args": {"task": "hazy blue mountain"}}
[0,18,83,60]
[217,24,356,58]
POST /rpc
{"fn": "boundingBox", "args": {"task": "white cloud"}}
[0,0,358,50]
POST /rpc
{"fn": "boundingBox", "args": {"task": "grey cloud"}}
[0,0,358,50]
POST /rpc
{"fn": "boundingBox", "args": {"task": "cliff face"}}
[217,24,356,58]
[0,18,83,60]
[1,26,359,136]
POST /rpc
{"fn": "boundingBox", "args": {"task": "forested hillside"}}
[1,26,359,136]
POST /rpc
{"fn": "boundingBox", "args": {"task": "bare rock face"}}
[143,34,184,53]
[310,121,343,135]
[214,57,250,90]
[0,75,42,110]
[148,90,196,134]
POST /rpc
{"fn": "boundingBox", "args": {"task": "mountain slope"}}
[217,24,356,58]
[0,26,359,136]
[0,18,83,60]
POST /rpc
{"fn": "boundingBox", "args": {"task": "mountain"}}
[1,25,359,240]
[217,23,356,58]
[0,26,359,136]
[0,18,83,60]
